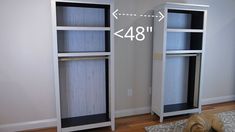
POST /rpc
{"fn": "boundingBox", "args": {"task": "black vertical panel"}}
[104,5,110,52]
[105,6,110,27]
[105,31,110,52]
[105,59,109,115]
[187,56,196,106]
[190,33,203,50]
[191,11,204,29]
[104,5,110,115]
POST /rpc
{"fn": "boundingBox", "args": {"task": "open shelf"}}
[164,55,201,111]
[61,113,110,128]
[59,58,110,127]
[167,9,204,29]
[167,32,202,50]
[164,103,197,113]
[56,2,110,27]
[57,30,110,53]
[57,26,111,31]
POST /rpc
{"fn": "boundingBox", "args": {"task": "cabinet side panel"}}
[152,8,166,115]
[51,0,62,130]
[109,1,115,130]
[198,10,207,111]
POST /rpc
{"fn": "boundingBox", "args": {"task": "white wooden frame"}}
[51,0,115,131]
[151,2,208,122]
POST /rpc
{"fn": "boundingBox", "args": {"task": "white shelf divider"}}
[167,29,204,33]
[58,52,111,57]
[57,26,111,31]
[166,50,202,54]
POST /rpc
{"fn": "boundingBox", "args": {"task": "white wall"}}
[196,0,235,103]
[0,0,234,131]
[0,0,56,126]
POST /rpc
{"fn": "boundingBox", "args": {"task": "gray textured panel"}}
[164,56,189,105]
[167,32,191,50]
[59,60,106,118]
[56,6,105,27]
[167,13,192,29]
[57,31,105,52]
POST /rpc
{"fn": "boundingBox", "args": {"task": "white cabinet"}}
[151,2,208,122]
[51,0,115,131]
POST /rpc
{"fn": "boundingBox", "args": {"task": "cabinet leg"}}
[111,122,115,131]
[151,111,154,115]
[160,116,163,123]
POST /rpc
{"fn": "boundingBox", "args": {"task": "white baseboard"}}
[202,95,235,105]
[115,107,150,118]
[0,118,57,132]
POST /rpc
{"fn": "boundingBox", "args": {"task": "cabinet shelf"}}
[167,9,204,30]
[166,32,203,50]
[167,29,204,33]
[56,2,110,27]
[58,52,111,57]
[164,103,198,113]
[57,26,111,31]
[61,113,110,128]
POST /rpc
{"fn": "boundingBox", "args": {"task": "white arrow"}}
[114,29,124,38]
[113,9,119,20]
[158,11,165,22]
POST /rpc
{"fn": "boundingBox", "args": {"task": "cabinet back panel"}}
[59,60,107,118]
[167,13,192,29]
[57,31,106,52]
[167,32,202,50]
[167,32,190,50]
[164,56,189,105]
[56,6,105,27]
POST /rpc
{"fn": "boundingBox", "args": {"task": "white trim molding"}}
[0,118,56,132]
[115,107,150,118]
[202,95,235,105]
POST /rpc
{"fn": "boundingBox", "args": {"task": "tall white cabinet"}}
[51,0,115,131]
[151,3,208,122]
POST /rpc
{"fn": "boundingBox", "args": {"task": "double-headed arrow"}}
[112,9,165,22]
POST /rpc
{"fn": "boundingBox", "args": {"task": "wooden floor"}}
[26,101,235,132]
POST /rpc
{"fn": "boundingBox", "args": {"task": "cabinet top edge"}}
[54,0,112,5]
[156,2,209,10]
